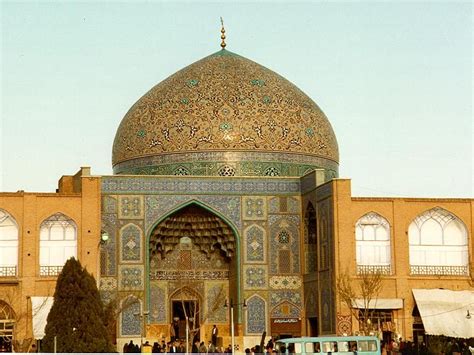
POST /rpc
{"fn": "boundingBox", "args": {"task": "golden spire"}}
[220,17,226,49]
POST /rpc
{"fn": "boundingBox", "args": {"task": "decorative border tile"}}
[102,176,300,195]
[269,276,302,290]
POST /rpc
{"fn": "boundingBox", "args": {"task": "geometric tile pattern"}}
[119,265,144,291]
[150,283,167,323]
[242,197,267,220]
[100,226,117,276]
[118,195,144,219]
[244,265,267,289]
[269,215,300,274]
[246,295,266,334]
[121,299,141,336]
[336,314,352,336]
[244,224,266,263]
[120,224,142,263]
[269,276,302,290]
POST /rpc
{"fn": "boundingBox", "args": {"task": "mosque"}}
[0,25,472,352]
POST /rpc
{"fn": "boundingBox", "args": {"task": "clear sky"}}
[1,1,472,197]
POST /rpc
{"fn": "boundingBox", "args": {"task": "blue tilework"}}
[120,224,142,262]
[246,296,266,334]
[121,301,141,336]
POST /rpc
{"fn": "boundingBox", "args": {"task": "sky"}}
[1,1,472,197]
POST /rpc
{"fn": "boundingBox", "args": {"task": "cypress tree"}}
[42,257,115,352]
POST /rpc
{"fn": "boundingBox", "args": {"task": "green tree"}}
[42,257,115,352]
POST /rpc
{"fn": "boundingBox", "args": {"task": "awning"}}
[31,297,54,339]
[352,298,403,309]
[412,289,474,338]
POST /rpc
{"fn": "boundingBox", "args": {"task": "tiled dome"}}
[112,49,339,178]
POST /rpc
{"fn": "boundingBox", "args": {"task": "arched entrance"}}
[148,203,238,342]
[0,301,15,352]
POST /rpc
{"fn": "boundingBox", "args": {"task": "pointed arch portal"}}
[147,202,240,340]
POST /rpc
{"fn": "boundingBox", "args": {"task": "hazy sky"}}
[1,1,472,197]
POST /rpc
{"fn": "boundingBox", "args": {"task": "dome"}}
[112,49,339,178]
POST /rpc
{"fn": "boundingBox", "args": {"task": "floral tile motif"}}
[270,302,301,318]
[270,290,302,307]
[244,224,266,263]
[269,276,302,290]
[242,196,267,220]
[118,195,144,219]
[246,295,266,334]
[102,176,301,196]
[120,224,142,263]
[119,265,144,291]
[244,265,267,289]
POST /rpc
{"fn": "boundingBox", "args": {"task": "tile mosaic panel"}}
[243,265,267,289]
[145,195,241,233]
[99,277,117,291]
[102,176,301,196]
[119,265,144,291]
[268,196,300,214]
[120,224,142,263]
[270,290,302,307]
[118,196,144,219]
[270,302,301,318]
[301,171,317,194]
[206,281,227,323]
[121,299,142,336]
[246,295,266,334]
[102,195,118,214]
[244,224,266,263]
[269,276,302,290]
[242,197,267,220]
[268,215,300,274]
[150,282,167,323]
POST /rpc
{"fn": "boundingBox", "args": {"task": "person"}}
[142,341,152,353]
[208,341,216,353]
[152,342,160,353]
[170,322,176,342]
[351,342,358,354]
[123,341,130,353]
[266,336,274,351]
[192,340,199,353]
[212,324,218,346]
[169,341,178,353]
[199,341,207,353]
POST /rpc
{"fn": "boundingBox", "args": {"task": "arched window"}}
[355,212,391,275]
[408,207,468,275]
[0,301,15,352]
[39,213,77,276]
[304,203,317,273]
[0,210,18,277]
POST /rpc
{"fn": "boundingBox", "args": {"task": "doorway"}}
[172,300,200,341]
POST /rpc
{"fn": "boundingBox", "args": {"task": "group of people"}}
[383,338,473,355]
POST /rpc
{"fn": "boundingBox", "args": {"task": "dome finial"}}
[220,17,226,49]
